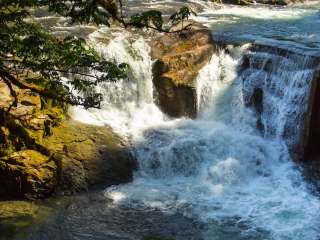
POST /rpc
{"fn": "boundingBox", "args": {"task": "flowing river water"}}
[14,1,320,240]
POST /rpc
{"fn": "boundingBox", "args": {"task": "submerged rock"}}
[151,22,216,118]
[0,201,53,239]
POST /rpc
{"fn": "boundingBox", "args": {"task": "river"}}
[18,1,320,240]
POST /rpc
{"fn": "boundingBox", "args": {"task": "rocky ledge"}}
[0,79,136,200]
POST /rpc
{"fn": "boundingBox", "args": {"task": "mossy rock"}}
[0,116,136,199]
[0,80,136,199]
[0,150,57,199]
[42,120,137,195]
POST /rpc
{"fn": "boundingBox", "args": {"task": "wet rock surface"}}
[222,0,298,5]
[304,71,320,161]
[0,150,57,199]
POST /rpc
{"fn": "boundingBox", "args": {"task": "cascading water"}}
[72,30,168,138]
[240,45,319,156]
[68,3,320,240]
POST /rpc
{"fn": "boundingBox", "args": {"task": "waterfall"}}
[240,45,318,156]
[71,30,166,138]
[70,29,320,240]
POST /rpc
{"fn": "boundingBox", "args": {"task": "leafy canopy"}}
[0,0,195,109]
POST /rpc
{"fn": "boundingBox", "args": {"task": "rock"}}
[0,78,136,199]
[151,22,216,118]
[0,79,42,119]
[42,120,136,194]
[126,1,205,20]
[0,119,136,199]
[244,87,263,114]
[303,72,320,160]
[254,0,297,5]
[221,0,255,5]
[0,150,57,199]
[0,80,14,110]
[244,87,264,131]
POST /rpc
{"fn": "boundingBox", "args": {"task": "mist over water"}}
[70,2,320,240]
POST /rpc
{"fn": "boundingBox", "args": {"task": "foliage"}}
[0,0,195,109]
[170,6,197,25]
[130,10,163,30]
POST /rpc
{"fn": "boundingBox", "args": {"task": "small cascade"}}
[196,45,250,123]
[72,30,166,137]
[240,44,319,156]
[90,31,154,105]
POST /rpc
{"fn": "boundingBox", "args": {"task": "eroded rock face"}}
[0,79,136,199]
[151,22,216,118]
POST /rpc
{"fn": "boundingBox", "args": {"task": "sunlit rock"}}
[151,22,216,118]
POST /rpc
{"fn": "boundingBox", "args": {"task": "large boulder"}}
[151,22,216,118]
[0,79,136,199]
[0,118,136,199]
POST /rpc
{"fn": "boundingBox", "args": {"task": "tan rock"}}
[151,22,216,118]
[0,80,14,110]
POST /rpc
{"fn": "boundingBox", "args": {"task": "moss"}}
[42,120,121,153]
